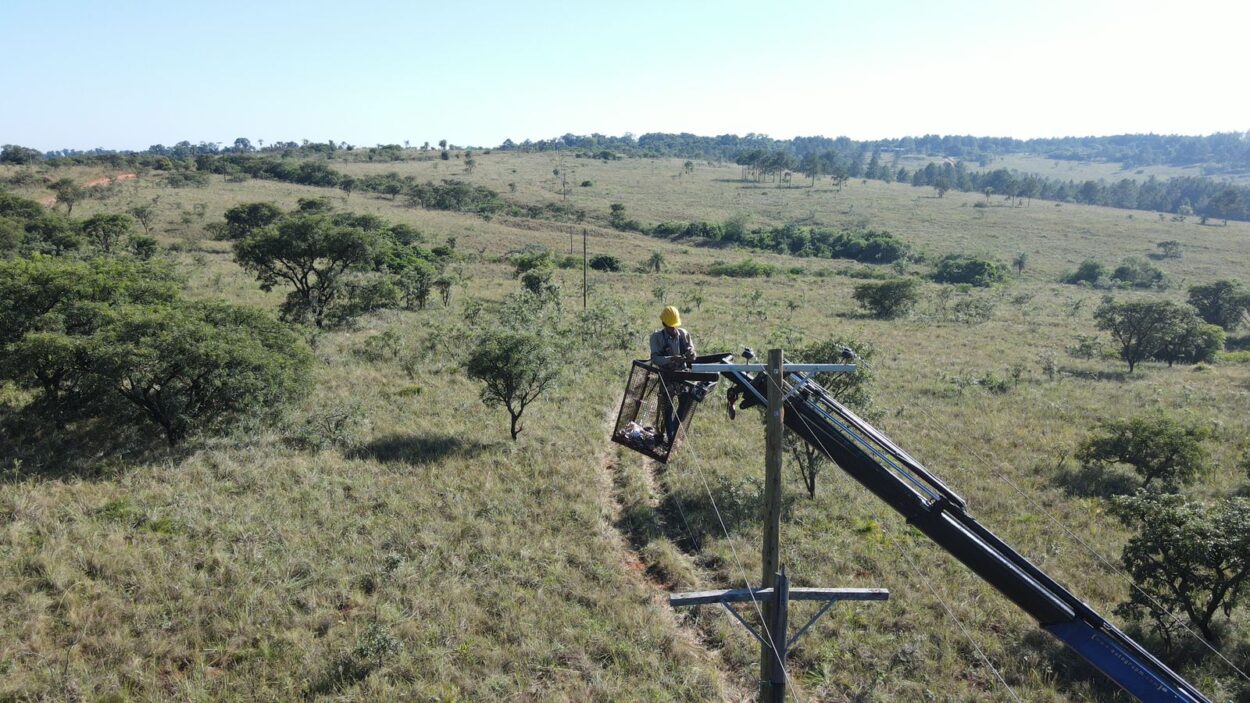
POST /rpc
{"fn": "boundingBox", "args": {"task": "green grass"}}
[3,153,1250,700]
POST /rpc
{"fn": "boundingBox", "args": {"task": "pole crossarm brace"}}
[671,581,889,675]
[689,363,857,375]
[669,587,888,607]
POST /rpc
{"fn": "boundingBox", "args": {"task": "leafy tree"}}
[519,267,554,296]
[933,177,951,198]
[130,234,158,260]
[1012,252,1028,274]
[1077,414,1211,489]
[1112,491,1250,645]
[127,203,158,236]
[1094,298,1186,372]
[232,213,381,326]
[80,213,133,253]
[95,301,312,445]
[852,278,920,318]
[1153,314,1224,366]
[49,178,86,214]
[396,259,438,310]
[222,202,283,240]
[646,250,666,273]
[1188,280,1250,331]
[787,337,877,497]
[465,329,559,440]
[0,257,183,426]
[1207,187,1245,225]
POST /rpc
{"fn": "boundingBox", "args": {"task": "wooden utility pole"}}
[582,228,588,310]
[668,353,886,703]
[760,348,785,700]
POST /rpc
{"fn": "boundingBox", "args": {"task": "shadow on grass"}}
[1059,366,1132,383]
[349,433,489,466]
[303,656,374,699]
[1012,623,1243,701]
[1225,334,1250,352]
[0,406,176,482]
[1052,462,1139,498]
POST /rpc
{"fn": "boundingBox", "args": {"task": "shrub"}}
[509,246,557,277]
[852,278,920,318]
[932,254,1007,287]
[588,254,621,272]
[288,399,368,453]
[1111,257,1168,289]
[1077,414,1211,490]
[580,180,593,187]
[1063,259,1107,285]
[1112,491,1250,645]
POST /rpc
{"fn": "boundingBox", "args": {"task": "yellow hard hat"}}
[660,305,682,327]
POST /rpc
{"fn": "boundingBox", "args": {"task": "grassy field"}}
[3,152,1250,701]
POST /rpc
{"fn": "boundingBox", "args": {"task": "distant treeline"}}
[647,219,910,264]
[495,131,1250,172]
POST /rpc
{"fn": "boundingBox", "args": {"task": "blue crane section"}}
[708,362,1213,703]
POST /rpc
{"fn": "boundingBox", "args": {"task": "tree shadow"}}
[1225,334,1250,352]
[1006,630,1130,702]
[0,407,175,482]
[348,433,489,466]
[1052,461,1139,498]
[1058,366,1131,383]
[657,475,797,550]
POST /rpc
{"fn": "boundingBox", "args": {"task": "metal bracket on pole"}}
[671,573,888,702]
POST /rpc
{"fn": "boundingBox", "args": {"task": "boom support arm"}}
[721,366,1211,703]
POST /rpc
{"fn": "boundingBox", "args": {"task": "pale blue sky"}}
[3,0,1247,151]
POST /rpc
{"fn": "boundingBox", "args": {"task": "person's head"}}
[660,305,682,330]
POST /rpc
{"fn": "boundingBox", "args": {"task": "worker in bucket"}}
[650,306,696,445]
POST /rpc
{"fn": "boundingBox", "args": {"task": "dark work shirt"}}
[649,327,695,369]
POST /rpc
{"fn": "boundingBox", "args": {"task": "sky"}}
[3,0,1248,152]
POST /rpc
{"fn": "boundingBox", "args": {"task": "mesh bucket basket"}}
[611,361,703,463]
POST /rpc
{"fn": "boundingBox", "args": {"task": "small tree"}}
[80,213,133,253]
[646,250,666,273]
[1094,299,1185,372]
[232,213,379,326]
[852,278,919,318]
[49,178,86,214]
[1112,491,1250,646]
[1188,280,1250,331]
[1156,240,1183,259]
[127,203,158,236]
[465,329,559,440]
[1077,414,1211,490]
[1012,252,1028,274]
[786,337,877,497]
